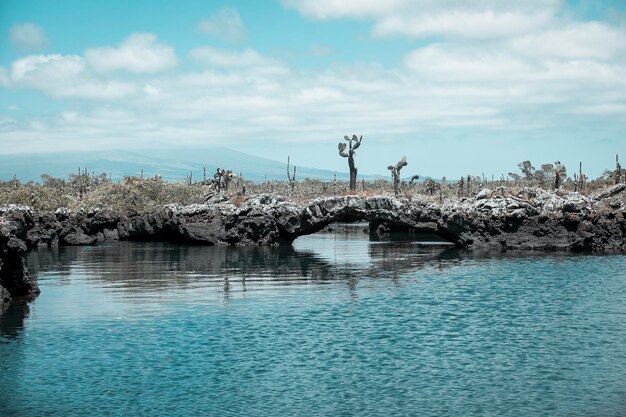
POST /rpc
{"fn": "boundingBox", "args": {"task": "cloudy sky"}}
[1,0,625,178]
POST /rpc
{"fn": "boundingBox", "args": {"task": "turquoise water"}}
[1,224,626,416]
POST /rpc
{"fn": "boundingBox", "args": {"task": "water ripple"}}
[1,227,625,416]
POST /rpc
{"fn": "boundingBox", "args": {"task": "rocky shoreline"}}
[2,185,626,303]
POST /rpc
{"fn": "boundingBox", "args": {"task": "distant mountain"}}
[0,147,367,183]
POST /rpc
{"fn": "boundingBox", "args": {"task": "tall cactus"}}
[338,134,363,192]
[387,156,407,196]
[287,156,296,194]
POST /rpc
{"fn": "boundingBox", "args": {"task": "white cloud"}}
[3,8,626,178]
[283,0,561,19]
[176,71,245,88]
[9,23,48,50]
[281,0,411,20]
[143,84,161,96]
[85,33,177,73]
[188,46,290,77]
[297,87,345,102]
[539,60,626,84]
[10,54,137,99]
[572,103,626,115]
[12,54,84,83]
[284,0,561,39]
[404,43,626,86]
[511,22,626,60]
[404,45,532,81]
[373,10,554,39]
[197,8,246,43]
[189,46,272,67]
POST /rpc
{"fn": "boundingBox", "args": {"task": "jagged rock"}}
[593,184,626,201]
[475,188,492,200]
[2,187,626,301]
[103,228,119,241]
[54,207,70,221]
[62,230,97,246]
[0,218,40,299]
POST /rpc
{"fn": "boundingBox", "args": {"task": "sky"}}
[0,0,625,179]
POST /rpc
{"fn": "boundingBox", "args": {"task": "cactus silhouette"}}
[338,134,363,192]
[213,168,234,192]
[287,156,297,194]
[424,178,437,196]
[387,156,407,196]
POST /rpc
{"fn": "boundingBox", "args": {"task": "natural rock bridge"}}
[2,187,626,301]
[163,195,454,245]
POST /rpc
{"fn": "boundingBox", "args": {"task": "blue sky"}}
[1,0,625,179]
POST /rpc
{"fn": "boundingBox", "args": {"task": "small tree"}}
[553,161,566,189]
[338,134,363,192]
[387,156,407,196]
[537,164,554,187]
[518,160,535,181]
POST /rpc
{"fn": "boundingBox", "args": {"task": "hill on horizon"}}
[0,147,394,183]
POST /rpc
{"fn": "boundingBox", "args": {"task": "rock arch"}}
[273,196,452,244]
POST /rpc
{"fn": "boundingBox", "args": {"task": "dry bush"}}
[0,175,206,213]
[229,193,245,207]
[0,162,621,213]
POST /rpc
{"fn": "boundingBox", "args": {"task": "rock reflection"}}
[25,236,460,298]
[0,300,29,340]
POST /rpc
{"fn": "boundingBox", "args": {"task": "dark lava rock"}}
[62,229,98,246]
[3,187,626,302]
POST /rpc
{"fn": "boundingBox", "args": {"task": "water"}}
[1,223,626,416]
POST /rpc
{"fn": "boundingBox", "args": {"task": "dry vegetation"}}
[0,159,623,213]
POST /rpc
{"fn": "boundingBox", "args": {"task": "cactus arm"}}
[338,142,349,157]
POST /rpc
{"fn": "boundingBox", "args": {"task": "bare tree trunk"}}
[348,155,357,191]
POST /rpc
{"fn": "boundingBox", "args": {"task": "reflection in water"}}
[25,231,457,300]
[0,301,29,340]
